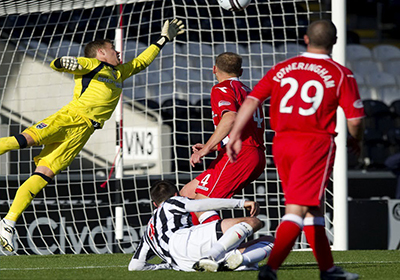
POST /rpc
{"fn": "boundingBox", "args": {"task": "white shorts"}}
[168,220,237,271]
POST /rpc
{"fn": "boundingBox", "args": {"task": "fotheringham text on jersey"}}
[272,62,335,88]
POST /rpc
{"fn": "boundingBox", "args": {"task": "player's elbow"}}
[221,111,237,128]
[128,259,146,271]
[227,115,236,128]
[347,118,365,140]
[348,117,364,128]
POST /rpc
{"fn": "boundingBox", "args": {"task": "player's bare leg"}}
[220,216,262,232]
[0,132,36,156]
[33,166,55,179]
[193,217,262,272]
[21,133,36,146]
[180,182,221,225]
[179,179,198,198]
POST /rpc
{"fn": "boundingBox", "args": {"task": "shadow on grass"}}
[280,263,319,270]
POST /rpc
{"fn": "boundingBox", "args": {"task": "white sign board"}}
[123,127,159,160]
[388,200,400,250]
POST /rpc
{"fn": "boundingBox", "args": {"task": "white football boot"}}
[193,256,219,272]
[220,249,244,271]
[0,219,16,252]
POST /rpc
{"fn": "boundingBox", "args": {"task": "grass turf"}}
[1,250,400,279]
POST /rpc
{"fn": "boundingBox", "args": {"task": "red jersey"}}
[211,78,265,151]
[249,53,365,136]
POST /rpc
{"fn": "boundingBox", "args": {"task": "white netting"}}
[0,0,331,255]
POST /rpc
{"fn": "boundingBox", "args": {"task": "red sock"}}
[198,211,221,224]
[303,225,334,271]
[191,212,200,225]
[267,220,302,270]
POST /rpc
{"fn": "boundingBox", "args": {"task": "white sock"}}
[242,241,274,266]
[3,218,16,228]
[207,222,253,261]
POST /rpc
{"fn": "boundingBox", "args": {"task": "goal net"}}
[0,0,332,255]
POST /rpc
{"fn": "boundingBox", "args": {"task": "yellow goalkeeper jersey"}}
[50,44,160,128]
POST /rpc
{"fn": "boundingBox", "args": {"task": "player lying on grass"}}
[0,19,184,253]
[128,180,274,272]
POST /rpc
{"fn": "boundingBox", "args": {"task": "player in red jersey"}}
[180,52,266,225]
[227,20,364,280]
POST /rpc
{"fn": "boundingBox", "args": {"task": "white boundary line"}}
[0,265,126,271]
[2,261,400,271]
[284,261,400,266]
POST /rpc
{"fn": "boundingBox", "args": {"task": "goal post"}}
[332,0,348,251]
[0,0,339,256]
[114,2,125,245]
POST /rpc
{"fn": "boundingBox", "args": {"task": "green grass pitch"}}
[1,250,400,279]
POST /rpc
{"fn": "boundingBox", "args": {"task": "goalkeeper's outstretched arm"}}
[154,19,185,49]
[119,18,185,80]
[50,56,90,74]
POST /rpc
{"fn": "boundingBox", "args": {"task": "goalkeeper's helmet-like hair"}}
[215,52,242,76]
[150,180,178,206]
[84,39,113,58]
[306,19,337,50]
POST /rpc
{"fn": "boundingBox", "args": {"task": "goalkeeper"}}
[0,19,184,253]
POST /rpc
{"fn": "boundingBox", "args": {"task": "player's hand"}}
[244,201,260,217]
[161,19,185,41]
[60,56,82,71]
[192,143,204,153]
[190,150,204,167]
[226,137,242,163]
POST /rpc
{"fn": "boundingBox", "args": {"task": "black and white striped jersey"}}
[129,196,245,271]
[149,196,191,265]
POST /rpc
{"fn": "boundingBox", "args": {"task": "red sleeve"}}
[249,68,275,102]
[338,68,365,119]
[211,85,239,118]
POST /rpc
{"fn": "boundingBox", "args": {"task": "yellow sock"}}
[5,174,49,222]
[0,136,20,155]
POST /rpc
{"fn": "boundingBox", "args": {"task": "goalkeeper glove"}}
[60,56,82,71]
[156,19,185,48]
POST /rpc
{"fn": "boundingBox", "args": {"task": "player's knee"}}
[179,188,189,197]
[252,217,263,232]
[242,217,262,232]
[179,180,198,198]
[20,133,36,146]
[14,134,28,149]
[34,166,55,179]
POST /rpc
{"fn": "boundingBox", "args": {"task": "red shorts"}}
[273,132,336,206]
[195,145,266,198]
